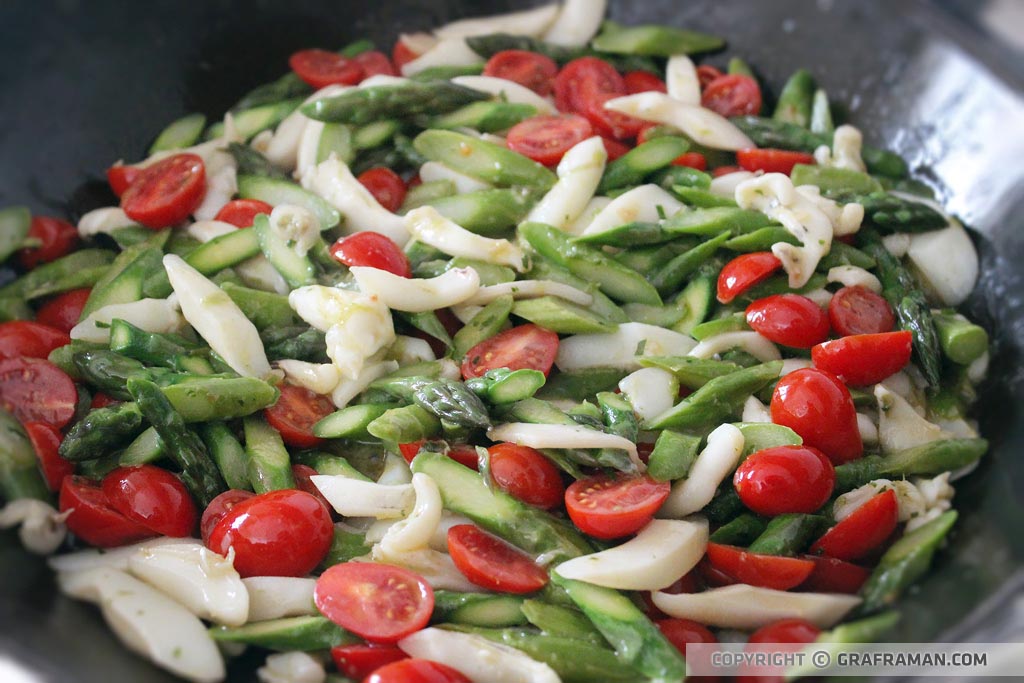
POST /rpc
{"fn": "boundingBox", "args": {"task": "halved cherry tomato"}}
[624,70,668,94]
[121,153,206,229]
[711,165,742,177]
[460,324,559,379]
[672,152,708,170]
[565,474,670,539]
[736,148,816,175]
[657,618,720,683]
[447,524,549,594]
[811,489,899,561]
[698,557,740,588]
[214,199,274,228]
[289,48,364,88]
[771,368,863,464]
[208,489,332,577]
[355,50,397,78]
[35,288,91,334]
[828,285,895,336]
[0,321,71,359]
[331,643,408,680]
[366,659,471,683]
[330,231,412,278]
[315,562,433,642]
[200,489,255,545]
[106,164,142,197]
[264,383,336,449]
[291,463,333,512]
[696,65,724,89]
[90,391,119,409]
[733,445,835,516]
[0,357,77,428]
[59,476,156,548]
[24,422,73,492]
[798,555,870,594]
[398,441,479,470]
[18,216,80,270]
[701,74,761,117]
[506,114,594,166]
[391,40,421,73]
[705,543,815,590]
[357,167,407,213]
[601,136,631,161]
[483,50,558,96]
[738,619,821,683]
[581,90,646,140]
[554,57,643,139]
[488,442,564,509]
[811,331,912,386]
[717,252,782,304]
[102,465,198,537]
[745,294,830,349]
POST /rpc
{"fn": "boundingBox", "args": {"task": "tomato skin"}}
[717,252,783,304]
[696,65,724,89]
[461,324,559,380]
[738,619,821,683]
[553,57,643,140]
[733,445,835,516]
[391,41,420,72]
[811,489,899,561]
[0,321,71,359]
[200,489,255,545]
[24,421,73,492]
[506,114,594,166]
[601,136,631,161]
[447,524,549,594]
[35,288,91,334]
[483,50,558,96]
[365,659,471,683]
[770,368,863,464]
[357,167,407,213]
[121,153,206,229]
[90,391,119,409]
[828,285,895,336]
[291,463,333,512]
[214,199,274,228]
[399,441,479,470]
[656,617,719,682]
[811,331,912,386]
[331,643,408,679]
[315,562,433,643]
[355,50,397,78]
[0,357,77,428]
[106,164,142,197]
[102,465,198,538]
[330,231,412,278]
[711,164,742,177]
[289,49,364,88]
[701,74,762,117]
[745,294,830,349]
[488,443,564,509]
[565,474,670,540]
[736,148,816,175]
[797,555,870,594]
[671,152,708,170]
[264,383,337,449]
[581,90,645,140]
[705,543,815,590]
[624,70,668,94]
[60,476,156,548]
[18,216,80,270]
[208,489,333,577]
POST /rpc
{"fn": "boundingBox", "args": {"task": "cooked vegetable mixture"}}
[0,1,990,682]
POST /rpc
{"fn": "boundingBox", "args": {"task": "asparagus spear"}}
[429,101,536,133]
[302,81,490,124]
[825,190,947,233]
[773,69,815,127]
[464,33,661,73]
[0,206,31,264]
[226,142,289,180]
[0,249,116,301]
[638,356,742,389]
[747,513,828,555]
[933,311,989,365]
[646,430,701,482]
[466,369,546,405]
[651,230,733,296]
[597,137,690,193]
[431,592,529,627]
[810,88,835,135]
[452,295,514,360]
[242,416,296,493]
[372,376,491,430]
[592,21,724,56]
[0,409,51,501]
[708,513,768,545]
[427,188,540,237]
[367,404,443,444]
[198,422,252,491]
[59,402,146,462]
[72,350,152,400]
[644,361,783,430]
[415,130,556,190]
[520,600,605,644]
[834,438,988,492]
[262,326,329,364]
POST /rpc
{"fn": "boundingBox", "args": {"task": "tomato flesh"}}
[770,368,863,464]
[391,41,420,72]
[798,555,870,594]
[733,445,835,516]
[264,383,336,449]
[745,294,830,349]
[701,74,762,117]
[0,321,71,359]
[672,152,708,170]
[106,164,142,197]
[102,465,198,538]
[399,441,479,470]
[0,357,77,428]
[447,524,549,593]
[289,48,364,88]
[483,50,558,96]
[200,489,256,545]
[121,153,206,229]
[811,489,899,561]
[554,57,644,140]
[357,167,407,213]
[18,216,80,270]
[330,231,412,278]
[461,324,559,379]
[601,136,631,161]
[331,643,408,680]
[811,331,912,386]
[506,114,594,166]
[624,70,668,94]
[315,562,433,643]
[736,148,816,175]
[717,252,783,304]
[35,288,91,334]
[565,474,670,539]
[60,476,156,548]
[355,50,397,78]
[214,199,274,228]
[291,463,334,513]
[739,618,821,683]
[705,543,815,590]
[366,659,471,683]
[24,421,73,491]
[488,443,564,509]
[696,65,724,89]
[828,285,895,336]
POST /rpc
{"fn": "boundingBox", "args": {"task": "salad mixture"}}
[0,1,992,682]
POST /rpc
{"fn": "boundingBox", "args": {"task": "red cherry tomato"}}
[745,294,830,349]
[811,331,912,386]
[207,489,333,577]
[717,252,782,304]
[705,543,815,590]
[828,286,895,336]
[355,50,397,78]
[214,199,274,228]
[811,489,899,561]
[90,391,119,409]
[601,136,631,161]
[733,445,835,516]
[101,465,198,537]
[289,48,364,88]
[554,57,643,140]
[264,383,337,449]
[483,50,558,96]
[0,321,71,359]
[798,555,870,594]
[391,41,420,72]
[200,489,255,545]
[711,165,742,177]
[121,153,206,229]
[331,643,408,680]
[672,152,708,171]
[770,368,863,464]
[398,441,479,470]
[624,70,668,94]
[488,443,564,509]
[60,476,156,548]
[506,114,594,166]
[0,357,77,428]
[460,324,559,379]
[365,659,471,683]
[447,524,549,594]
[738,619,821,683]
[581,90,646,140]
[315,562,433,643]
[35,288,91,334]
[701,74,762,117]
[291,463,333,512]
[656,618,719,683]
[18,216,80,270]
[736,149,816,175]
[330,231,412,278]
[106,164,142,197]
[696,65,724,89]
[24,421,73,492]
[699,557,740,587]
[357,167,407,213]
[565,474,670,539]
